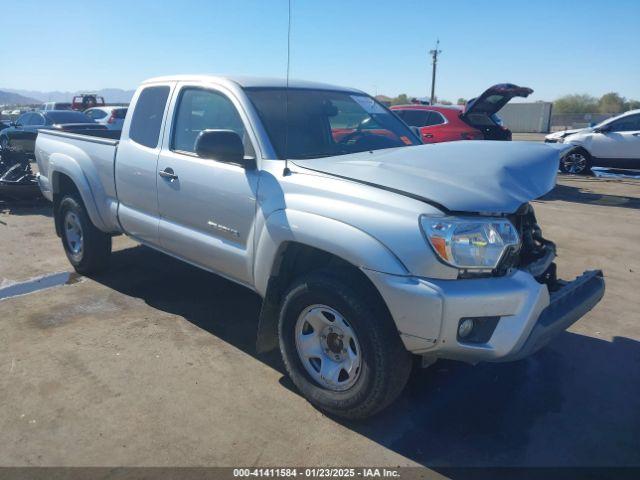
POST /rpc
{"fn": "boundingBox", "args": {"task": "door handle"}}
[632,133,640,136]
[159,167,178,181]
[423,133,434,138]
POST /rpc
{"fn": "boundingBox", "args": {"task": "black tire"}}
[58,194,111,274]
[278,270,412,419]
[560,147,592,175]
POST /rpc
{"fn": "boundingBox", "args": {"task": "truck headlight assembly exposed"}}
[420,216,520,270]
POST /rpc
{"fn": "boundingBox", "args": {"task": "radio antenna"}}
[283,0,292,175]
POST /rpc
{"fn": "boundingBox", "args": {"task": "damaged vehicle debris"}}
[0,148,40,200]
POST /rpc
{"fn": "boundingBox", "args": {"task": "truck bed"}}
[35,128,123,234]
[40,128,122,142]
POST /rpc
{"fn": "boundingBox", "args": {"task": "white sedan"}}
[84,106,128,130]
[546,109,640,174]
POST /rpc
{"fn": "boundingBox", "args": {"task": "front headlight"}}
[420,216,520,270]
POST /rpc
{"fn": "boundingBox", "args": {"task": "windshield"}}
[245,88,420,159]
[46,111,93,124]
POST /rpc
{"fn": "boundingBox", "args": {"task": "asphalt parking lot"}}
[0,174,639,471]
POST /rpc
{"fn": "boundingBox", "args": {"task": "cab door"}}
[115,83,174,247]
[156,83,259,286]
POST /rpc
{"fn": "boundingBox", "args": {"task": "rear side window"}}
[113,108,127,119]
[424,111,446,126]
[396,109,430,127]
[31,114,45,126]
[129,86,170,148]
[86,109,107,120]
[17,113,31,125]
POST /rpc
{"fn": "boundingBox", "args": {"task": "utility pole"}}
[429,39,441,105]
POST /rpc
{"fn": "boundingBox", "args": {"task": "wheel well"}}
[567,145,591,157]
[52,173,80,236]
[255,242,391,353]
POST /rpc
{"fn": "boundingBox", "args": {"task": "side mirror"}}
[594,125,609,133]
[10,122,18,127]
[195,129,254,168]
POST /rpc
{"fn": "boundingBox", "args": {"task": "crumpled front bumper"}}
[366,268,605,362]
[499,270,604,361]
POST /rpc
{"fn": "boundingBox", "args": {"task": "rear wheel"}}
[58,194,111,274]
[278,270,412,419]
[560,148,592,175]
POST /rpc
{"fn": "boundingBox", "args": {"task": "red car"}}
[391,83,533,144]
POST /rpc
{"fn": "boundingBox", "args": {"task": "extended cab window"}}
[172,88,254,156]
[129,86,170,148]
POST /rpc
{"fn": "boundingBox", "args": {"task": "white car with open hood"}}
[34,75,605,419]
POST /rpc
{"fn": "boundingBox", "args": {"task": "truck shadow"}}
[541,182,640,210]
[91,244,640,471]
[0,200,52,217]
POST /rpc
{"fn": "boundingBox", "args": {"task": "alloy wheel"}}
[562,152,588,174]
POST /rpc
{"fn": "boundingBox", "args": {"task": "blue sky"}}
[2,0,639,102]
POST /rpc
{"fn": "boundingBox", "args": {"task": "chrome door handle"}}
[159,167,178,181]
[632,132,640,136]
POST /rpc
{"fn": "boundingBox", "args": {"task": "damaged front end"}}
[501,202,559,288]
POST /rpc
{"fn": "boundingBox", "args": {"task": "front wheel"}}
[560,148,592,175]
[278,270,412,419]
[58,194,112,274]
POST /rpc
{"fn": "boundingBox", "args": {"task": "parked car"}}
[42,102,72,111]
[0,110,106,160]
[546,109,640,174]
[393,105,484,143]
[392,83,533,143]
[71,94,105,111]
[84,106,128,130]
[35,75,603,419]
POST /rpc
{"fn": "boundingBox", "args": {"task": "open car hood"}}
[292,141,570,214]
[463,83,534,118]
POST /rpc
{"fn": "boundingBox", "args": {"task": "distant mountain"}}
[0,88,135,104]
[0,90,42,106]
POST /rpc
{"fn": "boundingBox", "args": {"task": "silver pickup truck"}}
[35,75,605,419]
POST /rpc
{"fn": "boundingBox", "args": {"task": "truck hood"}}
[292,141,570,214]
